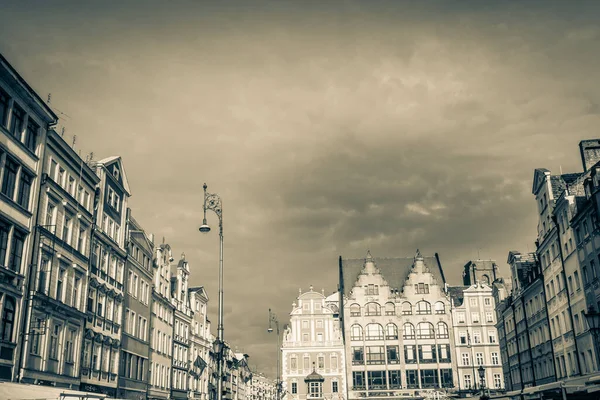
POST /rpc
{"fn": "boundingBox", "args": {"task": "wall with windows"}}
[342,253,456,399]
[282,287,346,400]
[450,281,504,393]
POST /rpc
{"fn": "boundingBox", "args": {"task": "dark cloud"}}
[1,0,599,378]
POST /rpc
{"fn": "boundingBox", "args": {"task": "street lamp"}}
[268,308,282,400]
[200,183,224,400]
[584,305,600,371]
[478,365,486,398]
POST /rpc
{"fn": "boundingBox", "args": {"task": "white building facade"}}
[282,287,347,400]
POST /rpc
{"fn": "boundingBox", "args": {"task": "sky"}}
[1,0,600,378]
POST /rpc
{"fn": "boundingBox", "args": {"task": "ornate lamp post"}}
[477,365,487,399]
[268,308,282,400]
[584,305,600,371]
[200,183,224,400]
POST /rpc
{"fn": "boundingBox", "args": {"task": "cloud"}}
[1,0,599,378]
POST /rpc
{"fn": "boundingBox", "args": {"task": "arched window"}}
[331,354,338,370]
[350,303,361,317]
[482,274,490,284]
[403,323,415,340]
[435,302,445,314]
[365,302,381,316]
[416,301,431,315]
[437,322,449,339]
[402,302,412,315]
[351,324,363,341]
[290,355,298,370]
[417,322,434,339]
[365,324,384,340]
[386,323,398,340]
[1,296,15,342]
[385,302,395,316]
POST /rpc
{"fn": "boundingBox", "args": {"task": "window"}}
[302,320,309,329]
[494,374,502,389]
[8,230,24,272]
[415,283,429,294]
[459,332,467,344]
[16,170,32,209]
[484,297,492,306]
[1,158,19,199]
[0,88,9,127]
[386,345,399,363]
[291,382,297,394]
[464,374,472,389]
[308,381,322,398]
[473,331,481,344]
[417,322,434,339]
[332,381,338,393]
[0,297,15,341]
[471,312,480,323]
[353,371,365,389]
[57,167,66,187]
[9,105,24,139]
[0,220,9,266]
[65,328,76,363]
[457,312,466,323]
[63,214,73,245]
[352,347,364,365]
[365,302,380,316]
[366,346,385,364]
[438,344,451,362]
[435,302,445,314]
[385,302,395,315]
[489,332,497,343]
[386,323,398,340]
[403,323,415,340]
[402,302,412,315]
[331,354,338,369]
[406,370,418,388]
[389,370,401,388]
[419,345,436,363]
[365,324,384,340]
[486,312,494,323]
[56,268,65,302]
[476,352,484,365]
[25,119,38,152]
[462,353,470,366]
[470,298,477,306]
[30,317,43,355]
[491,352,499,365]
[366,284,379,295]
[303,356,310,370]
[437,322,449,339]
[420,369,438,388]
[49,323,61,359]
[416,301,431,315]
[361,372,384,392]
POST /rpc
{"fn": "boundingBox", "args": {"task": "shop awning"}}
[0,382,108,400]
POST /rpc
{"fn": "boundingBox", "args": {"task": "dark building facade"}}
[118,211,154,399]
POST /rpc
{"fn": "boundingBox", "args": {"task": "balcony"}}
[0,264,24,294]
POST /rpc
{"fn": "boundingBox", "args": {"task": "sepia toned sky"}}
[1,0,600,377]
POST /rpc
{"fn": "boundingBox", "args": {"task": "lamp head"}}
[267,327,273,333]
[478,365,485,378]
[199,218,211,233]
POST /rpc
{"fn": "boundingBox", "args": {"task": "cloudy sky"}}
[2,0,600,377]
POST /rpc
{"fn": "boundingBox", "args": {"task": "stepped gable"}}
[339,253,446,298]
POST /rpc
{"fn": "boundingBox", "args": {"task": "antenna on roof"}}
[61,127,65,137]
[47,93,51,104]
[72,135,77,149]
[560,165,563,175]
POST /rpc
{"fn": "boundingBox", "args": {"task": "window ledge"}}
[0,192,33,217]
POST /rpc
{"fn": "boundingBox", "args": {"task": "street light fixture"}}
[477,365,486,399]
[268,308,282,400]
[584,305,600,371]
[200,183,224,400]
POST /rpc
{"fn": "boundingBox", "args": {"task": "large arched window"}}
[437,322,449,339]
[351,324,363,341]
[385,302,395,316]
[350,303,361,317]
[365,302,381,316]
[417,322,434,339]
[402,302,412,315]
[365,324,384,340]
[1,296,15,342]
[416,301,431,315]
[386,323,398,340]
[435,302,445,314]
[403,323,415,340]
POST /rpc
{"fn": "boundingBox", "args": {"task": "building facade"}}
[118,212,154,399]
[249,373,277,400]
[148,243,175,400]
[189,286,211,400]
[0,54,58,381]
[282,287,346,400]
[171,253,193,399]
[19,128,98,388]
[449,276,503,395]
[339,251,456,399]
[80,156,129,396]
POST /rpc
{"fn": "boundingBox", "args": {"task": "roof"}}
[339,252,446,298]
[447,286,468,307]
[304,369,325,382]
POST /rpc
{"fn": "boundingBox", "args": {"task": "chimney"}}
[579,139,600,172]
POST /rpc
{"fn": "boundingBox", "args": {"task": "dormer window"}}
[113,167,120,181]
